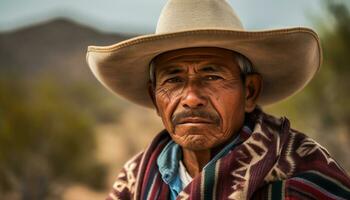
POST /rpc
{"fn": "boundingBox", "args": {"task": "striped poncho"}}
[107,110,350,200]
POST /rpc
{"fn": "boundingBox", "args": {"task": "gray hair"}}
[235,53,254,75]
[149,53,254,84]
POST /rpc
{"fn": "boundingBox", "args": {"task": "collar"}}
[156,140,182,200]
[157,140,181,184]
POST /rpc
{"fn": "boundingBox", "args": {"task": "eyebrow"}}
[157,66,185,77]
[199,65,225,73]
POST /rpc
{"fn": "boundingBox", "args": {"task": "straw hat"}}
[86,0,321,108]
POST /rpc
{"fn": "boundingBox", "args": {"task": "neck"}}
[182,148,210,177]
[181,139,233,177]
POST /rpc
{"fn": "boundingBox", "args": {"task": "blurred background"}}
[0,0,349,199]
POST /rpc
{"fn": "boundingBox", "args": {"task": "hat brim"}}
[86,28,321,108]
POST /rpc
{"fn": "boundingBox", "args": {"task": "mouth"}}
[177,117,213,125]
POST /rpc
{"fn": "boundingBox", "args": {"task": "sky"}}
[0,0,348,34]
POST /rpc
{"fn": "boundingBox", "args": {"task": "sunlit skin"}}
[148,47,262,177]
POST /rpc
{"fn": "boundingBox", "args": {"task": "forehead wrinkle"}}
[155,53,229,65]
[157,61,207,77]
[155,60,199,77]
[154,52,241,78]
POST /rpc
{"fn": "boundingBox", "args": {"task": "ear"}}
[147,81,160,116]
[244,74,262,112]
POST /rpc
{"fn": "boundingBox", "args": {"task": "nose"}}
[181,82,207,109]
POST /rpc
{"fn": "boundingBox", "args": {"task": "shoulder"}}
[260,110,335,166]
[106,151,144,200]
[285,126,344,174]
[260,111,350,177]
[254,170,350,200]
[105,130,170,200]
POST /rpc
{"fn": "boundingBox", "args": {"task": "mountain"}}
[0,18,135,81]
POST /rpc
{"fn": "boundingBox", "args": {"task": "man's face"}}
[152,47,247,151]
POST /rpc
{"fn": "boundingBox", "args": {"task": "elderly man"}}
[87,0,350,199]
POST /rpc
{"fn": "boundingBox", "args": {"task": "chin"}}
[175,134,215,150]
[170,126,225,150]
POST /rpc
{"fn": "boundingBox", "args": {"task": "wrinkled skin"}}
[149,47,262,176]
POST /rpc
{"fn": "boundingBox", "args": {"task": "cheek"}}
[155,87,181,132]
[222,96,245,135]
[207,82,245,134]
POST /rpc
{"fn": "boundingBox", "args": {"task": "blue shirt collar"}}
[157,140,182,184]
[157,141,182,200]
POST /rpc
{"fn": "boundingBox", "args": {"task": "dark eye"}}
[205,75,223,81]
[165,77,183,83]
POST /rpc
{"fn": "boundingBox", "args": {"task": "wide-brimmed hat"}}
[86,0,321,108]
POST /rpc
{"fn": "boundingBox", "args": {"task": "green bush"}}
[0,75,107,199]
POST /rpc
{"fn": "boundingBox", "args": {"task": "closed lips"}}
[177,118,213,124]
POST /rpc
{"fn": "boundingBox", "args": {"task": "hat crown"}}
[156,0,244,34]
